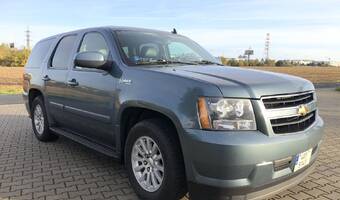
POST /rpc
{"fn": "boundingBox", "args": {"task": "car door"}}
[62,31,116,147]
[43,34,78,124]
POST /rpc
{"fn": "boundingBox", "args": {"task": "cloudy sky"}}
[1,0,339,61]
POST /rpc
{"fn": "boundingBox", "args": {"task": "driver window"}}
[79,32,109,59]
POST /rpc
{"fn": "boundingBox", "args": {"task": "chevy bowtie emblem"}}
[298,105,309,116]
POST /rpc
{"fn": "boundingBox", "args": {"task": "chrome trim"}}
[263,94,312,104]
[261,91,314,100]
[265,101,317,119]
[50,101,63,108]
[257,161,273,166]
[271,112,315,127]
[64,105,110,121]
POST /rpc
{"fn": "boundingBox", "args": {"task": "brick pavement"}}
[0,88,339,200]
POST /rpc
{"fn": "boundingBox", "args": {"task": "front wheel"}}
[125,119,187,200]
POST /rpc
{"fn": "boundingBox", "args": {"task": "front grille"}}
[263,92,314,109]
[271,111,316,134]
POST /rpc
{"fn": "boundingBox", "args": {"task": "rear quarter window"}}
[25,39,54,68]
[51,35,77,69]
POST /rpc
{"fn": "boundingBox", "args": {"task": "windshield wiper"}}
[194,60,224,66]
[161,60,198,65]
[136,59,198,66]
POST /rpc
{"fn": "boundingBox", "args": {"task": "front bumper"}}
[181,116,324,199]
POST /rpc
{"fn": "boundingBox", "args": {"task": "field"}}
[243,66,340,84]
[0,66,340,94]
[0,67,23,94]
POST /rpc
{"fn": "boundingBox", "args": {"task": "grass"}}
[336,87,340,92]
[0,85,23,94]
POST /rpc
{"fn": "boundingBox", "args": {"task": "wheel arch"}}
[118,101,184,162]
[28,88,44,113]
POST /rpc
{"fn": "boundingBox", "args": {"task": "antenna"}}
[25,26,31,49]
[264,33,270,61]
[171,28,177,34]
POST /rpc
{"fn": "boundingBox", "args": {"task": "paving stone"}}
[288,191,313,200]
[322,192,340,200]
[0,89,339,200]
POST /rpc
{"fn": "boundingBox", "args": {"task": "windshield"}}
[114,30,219,66]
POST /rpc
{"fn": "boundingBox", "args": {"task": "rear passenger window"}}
[51,35,77,69]
[79,33,109,59]
[26,39,54,68]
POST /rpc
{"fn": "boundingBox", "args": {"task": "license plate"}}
[294,148,312,172]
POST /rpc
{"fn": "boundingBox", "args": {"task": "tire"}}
[31,96,58,142]
[125,118,187,200]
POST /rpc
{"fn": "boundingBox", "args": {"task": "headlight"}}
[198,97,257,130]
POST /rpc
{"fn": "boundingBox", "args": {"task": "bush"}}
[0,43,31,67]
[220,56,276,67]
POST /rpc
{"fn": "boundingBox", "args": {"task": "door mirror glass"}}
[74,51,110,70]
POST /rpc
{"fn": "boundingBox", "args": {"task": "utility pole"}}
[25,26,31,49]
[264,33,270,61]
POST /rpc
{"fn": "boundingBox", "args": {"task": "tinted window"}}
[26,39,54,68]
[115,30,217,66]
[79,33,109,59]
[51,35,77,69]
[168,42,201,60]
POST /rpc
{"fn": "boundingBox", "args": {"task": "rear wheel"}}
[31,97,58,142]
[125,119,187,200]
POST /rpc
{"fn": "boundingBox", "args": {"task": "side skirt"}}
[50,127,120,160]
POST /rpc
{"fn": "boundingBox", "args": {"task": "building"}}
[291,60,314,66]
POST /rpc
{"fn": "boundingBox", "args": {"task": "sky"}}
[1,0,340,61]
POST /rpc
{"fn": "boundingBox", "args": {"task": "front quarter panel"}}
[116,67,222,131]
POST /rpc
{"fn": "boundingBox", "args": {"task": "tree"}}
[275,60,285,67]
[0,43,31,67]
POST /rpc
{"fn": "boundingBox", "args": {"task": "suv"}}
[23,27,324,200]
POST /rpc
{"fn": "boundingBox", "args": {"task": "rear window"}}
[51,35,77,69]
[25,39,54,68]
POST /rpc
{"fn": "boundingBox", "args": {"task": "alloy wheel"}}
[131,136,165,192]
[33,104,44,135]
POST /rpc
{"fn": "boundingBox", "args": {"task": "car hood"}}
[148,65,314,99]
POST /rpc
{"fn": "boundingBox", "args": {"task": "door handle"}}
[42,75,51,81]
[67,79,79,86]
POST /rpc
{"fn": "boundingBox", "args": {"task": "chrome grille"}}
[262,92,317,134]
[271,111,316,134]
[263,92,314,109]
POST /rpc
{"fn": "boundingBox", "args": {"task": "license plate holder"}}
[294,148,312,172]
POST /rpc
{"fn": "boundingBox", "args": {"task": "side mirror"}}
[74,51,111,70]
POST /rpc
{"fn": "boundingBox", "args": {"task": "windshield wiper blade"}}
[136,59,198,65]
[162,60,198,65]
[194,60,224,66]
